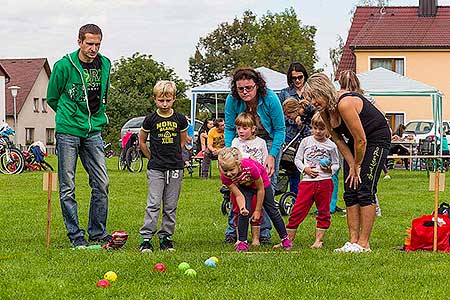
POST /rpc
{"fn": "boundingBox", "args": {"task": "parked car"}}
[120,116,203,148]
[404,120,450,142]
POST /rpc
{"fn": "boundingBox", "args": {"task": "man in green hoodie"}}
[47,24,111,247]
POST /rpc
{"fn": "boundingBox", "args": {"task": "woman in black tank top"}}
[303,72,390,253]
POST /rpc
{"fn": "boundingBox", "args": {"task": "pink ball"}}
[153,263,166,272]
[96,279,111,288]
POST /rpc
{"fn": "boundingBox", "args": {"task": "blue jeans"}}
[289,169,301,195]
[56,132,109,242]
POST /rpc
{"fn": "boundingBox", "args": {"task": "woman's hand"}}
[345,165,361,189]
[295,115,302,127]
[265,155,275,177]
[240,206,249,216]
[251,210,261,222]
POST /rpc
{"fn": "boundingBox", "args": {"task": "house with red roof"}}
[337,0,450,130]
[0,64,11,123]
[0,58,55,149]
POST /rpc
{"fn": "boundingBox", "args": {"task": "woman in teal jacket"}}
[223,67,285,244]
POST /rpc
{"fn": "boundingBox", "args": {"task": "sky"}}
[1,0,446,83]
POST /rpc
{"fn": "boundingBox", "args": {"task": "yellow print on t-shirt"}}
[156,121,178,132]
[162,131,174,144]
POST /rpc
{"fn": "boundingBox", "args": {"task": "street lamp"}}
[8,85,20,145]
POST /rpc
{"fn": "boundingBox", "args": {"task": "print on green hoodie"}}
[47,49,111,138]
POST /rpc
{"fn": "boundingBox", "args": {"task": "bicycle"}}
[22,144,54,172]
[0,124,25,174]
[118,132,143,173]
[104,142,114,159]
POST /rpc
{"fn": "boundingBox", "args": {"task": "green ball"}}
[184,268,197,277]
[178,262,190,271]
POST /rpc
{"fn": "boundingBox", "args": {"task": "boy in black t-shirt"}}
[138,81,188,253]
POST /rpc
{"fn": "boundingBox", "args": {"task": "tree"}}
[329,35,344,80]
[189,8,318,85]
[188,11,258,85]
[103,52,188,148]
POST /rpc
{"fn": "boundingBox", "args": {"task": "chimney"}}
[419,0,438,17]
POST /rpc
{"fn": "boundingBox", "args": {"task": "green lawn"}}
[1,156,449,299]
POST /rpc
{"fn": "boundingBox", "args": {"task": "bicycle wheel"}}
[126,147,143,172]
[118,151,126,171]
[279,192,296,216]
[0,148,25,174]
[40,161,54,172]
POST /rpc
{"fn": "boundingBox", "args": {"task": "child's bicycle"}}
[0,123,24,174]
[22,143,54,172]
[118,132,143,172]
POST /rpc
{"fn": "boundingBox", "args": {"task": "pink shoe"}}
[281,237,293,250]
[235,241,250,252]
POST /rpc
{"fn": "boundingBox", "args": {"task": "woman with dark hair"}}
[278,62,315,196]
[196,117,214,157]
[223,67,286,244]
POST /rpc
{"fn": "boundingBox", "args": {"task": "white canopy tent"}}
[356,68,443,151]
[189,66,287,123]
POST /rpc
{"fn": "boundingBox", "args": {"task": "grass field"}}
[1,156,450,299]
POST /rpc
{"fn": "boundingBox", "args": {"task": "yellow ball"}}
[104,271,118,282]
[209,256,219,263]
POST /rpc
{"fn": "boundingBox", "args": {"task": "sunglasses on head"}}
[292,75,304,81]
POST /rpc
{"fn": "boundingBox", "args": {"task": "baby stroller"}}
[277,131,305,216]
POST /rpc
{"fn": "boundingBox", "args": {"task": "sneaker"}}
[351,243,372,253]
[334,206,346,213]
[280,237,293,250]
[334,242,356,252]
[384,174,391,179]
[375,206,382,217]
[259,236,272,245]
[223,235,237,244]
[89,234,112,244]
[186,165,193,175]
[139,240,153,253]
[72,236,88,247]
[235,241,250,252]
[159,236,175,252]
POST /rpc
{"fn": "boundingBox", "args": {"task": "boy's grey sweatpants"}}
[140,169,183,240]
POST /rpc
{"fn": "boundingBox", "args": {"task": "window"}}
[25,128,35,145]
[386,113,405,132]
[370,57,404,75]
[46,128,55,145]
[33,98,39,113]
[42,98,48,113]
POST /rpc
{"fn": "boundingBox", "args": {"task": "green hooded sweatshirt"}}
[47,50,111,138]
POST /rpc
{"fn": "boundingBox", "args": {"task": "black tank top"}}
[333,92,390,147]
